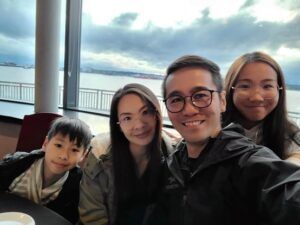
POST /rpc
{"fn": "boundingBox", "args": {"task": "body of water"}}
[0,66,299,113]
[0,66,163,94]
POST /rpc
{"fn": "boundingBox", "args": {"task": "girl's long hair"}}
[109,83,162,206]
[223,51,298,158]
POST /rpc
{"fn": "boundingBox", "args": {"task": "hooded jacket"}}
[156,123,300,225]
[79,132,175,225]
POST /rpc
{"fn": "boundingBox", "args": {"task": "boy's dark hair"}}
[162,55,223,98]
[47,117,92,150]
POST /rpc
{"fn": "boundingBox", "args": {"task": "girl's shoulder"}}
[90,132,111,158]
[287,121,300,146]
[161,130,181,157]
[83,133,113,180]
[83,150,113,182]
[292,130,300,146]
[284,126,300,157]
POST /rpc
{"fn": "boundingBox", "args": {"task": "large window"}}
[0,0,300,124]
[0,0,36,103]
[78,0,300,120]
[0,0,66,104]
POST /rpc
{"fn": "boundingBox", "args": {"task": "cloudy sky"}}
[0,0,299,84]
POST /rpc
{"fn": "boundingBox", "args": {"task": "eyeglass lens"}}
[165,90,214,113]
[233,83,281,99]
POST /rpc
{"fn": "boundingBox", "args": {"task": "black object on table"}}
[0,192,72,225]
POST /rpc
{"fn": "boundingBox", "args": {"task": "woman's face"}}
[232,62,280,129]
[117,94,157,150]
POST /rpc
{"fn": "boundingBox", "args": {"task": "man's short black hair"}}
[162,55,223,98]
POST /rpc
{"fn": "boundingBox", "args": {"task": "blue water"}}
[0,66,163,95]
[0,66,299,113]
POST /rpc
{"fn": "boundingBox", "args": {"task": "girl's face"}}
[232,62,280,129]
[117,94,157,151]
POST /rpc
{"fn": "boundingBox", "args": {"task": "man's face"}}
[165,67,226,147]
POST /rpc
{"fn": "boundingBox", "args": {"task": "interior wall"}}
[0,121,21,159]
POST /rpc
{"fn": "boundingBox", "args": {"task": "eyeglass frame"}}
[163,89,221,113]
[231,85,283,99]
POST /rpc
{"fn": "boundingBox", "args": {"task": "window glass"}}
[0,0,299,127]
[0,0,66,105]
[79,0,300,124]
[0,0,36,103]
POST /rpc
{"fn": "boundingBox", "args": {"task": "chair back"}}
[16,113,62,152]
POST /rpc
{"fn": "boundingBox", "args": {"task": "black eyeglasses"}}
[231,84,282,99]
[163,89,220,113]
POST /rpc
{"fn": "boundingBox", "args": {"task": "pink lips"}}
[247,104,265,107]
[52,161,68,169]
[182,119,204,127]
[245,105,266,110]
[134,130,151,138]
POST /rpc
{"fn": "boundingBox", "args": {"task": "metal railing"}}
[0,81,169,119]
[0,81,34,103]
[0,81,299,126]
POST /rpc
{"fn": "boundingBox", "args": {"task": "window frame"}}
[63,0,82,109]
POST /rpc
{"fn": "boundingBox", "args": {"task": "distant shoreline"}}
[1,64,299,90]
[0,64,164,80]
[286,84,300,91]
[80,68,164,80]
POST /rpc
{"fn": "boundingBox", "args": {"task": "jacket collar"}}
[166,123,256,185]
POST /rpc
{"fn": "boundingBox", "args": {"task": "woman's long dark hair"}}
[109,83,162,207]
[223,51,298,159]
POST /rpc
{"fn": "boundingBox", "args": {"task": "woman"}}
[223,51,300,161]
[79,83,174,225]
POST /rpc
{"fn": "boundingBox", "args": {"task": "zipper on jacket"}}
[182,193,187,206]
[182,189,187,224]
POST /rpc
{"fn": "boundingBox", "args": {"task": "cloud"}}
[0,33,35,64]
[0,0,66,65]
[81,51,163,73]
[80,10,300,76]
[240,0,256,9]
[111,13,139,27]
[0,0,299,82]
[0,0,35,39]
[244,0,298,23]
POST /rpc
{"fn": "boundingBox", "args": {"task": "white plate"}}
[0,212,35,225]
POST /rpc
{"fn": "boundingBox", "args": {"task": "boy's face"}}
[165,67,226,146]
[42,133,86,178]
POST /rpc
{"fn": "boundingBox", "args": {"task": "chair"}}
[16,113,62,152]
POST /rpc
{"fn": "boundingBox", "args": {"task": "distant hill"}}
[0,62,164,80]
[0,61,34,69]
[286,84,300,90]
[3,61,297,85]
[80,67,164,80]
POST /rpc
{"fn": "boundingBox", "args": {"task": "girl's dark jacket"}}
[155,123,300,225]
[0,150,81,224]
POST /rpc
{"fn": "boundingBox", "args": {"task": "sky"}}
[0,0,299,84]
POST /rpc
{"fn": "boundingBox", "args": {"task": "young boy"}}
[0,116,92,224]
